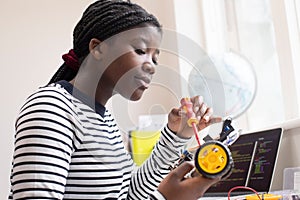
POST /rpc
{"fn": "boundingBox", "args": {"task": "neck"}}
[69,58,114,106]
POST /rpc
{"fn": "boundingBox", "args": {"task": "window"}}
[174,0,300,131]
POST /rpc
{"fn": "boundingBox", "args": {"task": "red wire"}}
[227,186,262,200]
[191,122,201,146]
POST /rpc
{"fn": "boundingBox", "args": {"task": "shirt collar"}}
[56,80,106,117]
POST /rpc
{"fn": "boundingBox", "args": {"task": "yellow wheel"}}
[194,141,233,179]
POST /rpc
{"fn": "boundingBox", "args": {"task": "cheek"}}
[106,59,128,82]
[109,53,141,87]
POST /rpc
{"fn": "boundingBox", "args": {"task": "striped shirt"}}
[9,81,189,200]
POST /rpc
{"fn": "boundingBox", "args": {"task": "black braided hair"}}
[49,0,161,84]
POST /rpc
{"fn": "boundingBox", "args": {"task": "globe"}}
[188,51,257,119]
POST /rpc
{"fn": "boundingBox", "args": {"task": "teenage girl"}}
[9,1,221,199]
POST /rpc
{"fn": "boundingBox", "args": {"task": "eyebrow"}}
[133,37,160,55]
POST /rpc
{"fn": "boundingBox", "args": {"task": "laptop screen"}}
[204,127,283,197]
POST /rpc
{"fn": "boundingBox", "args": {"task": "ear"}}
[89,38,103,60]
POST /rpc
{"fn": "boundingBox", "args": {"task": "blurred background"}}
[1,0,300,198]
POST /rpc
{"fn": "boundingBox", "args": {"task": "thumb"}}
[169,108,181,119]
[171,162,194,180]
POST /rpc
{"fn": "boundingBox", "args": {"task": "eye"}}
[152,57,158,65]
[152,53,159,65]
[135,49,146,55]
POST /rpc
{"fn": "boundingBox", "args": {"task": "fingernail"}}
[203,115,209,122]
[198,96,203,104]
[179,109,186,116]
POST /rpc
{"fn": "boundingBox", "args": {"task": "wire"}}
[227,186,262,200]
[191,122,201,146]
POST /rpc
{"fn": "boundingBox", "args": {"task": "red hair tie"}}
[62,49,80,71]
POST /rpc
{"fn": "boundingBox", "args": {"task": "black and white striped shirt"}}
[9,81,189,200]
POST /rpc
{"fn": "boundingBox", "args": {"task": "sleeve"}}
[148,190,166,200]
[127,125,190,199]
[9,90,78,199]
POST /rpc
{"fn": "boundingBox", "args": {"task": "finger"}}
[171,162,194,180]
[182,175,221,198]
[200,116,223,126]
[192,176,221,187]
[168,108,182,122]
[208,116,223,124]
[191,96,203,113]
[198,115,223,130]
[198,103,208,117]
[170,108,181,117]
[202,107,213,122]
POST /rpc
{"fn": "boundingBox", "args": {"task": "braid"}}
[73,0,161,58]
[49,0,161,84]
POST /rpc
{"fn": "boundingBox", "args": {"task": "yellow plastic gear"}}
[197,143,227,173]
[195,141,233,178]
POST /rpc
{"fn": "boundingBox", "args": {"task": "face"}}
[99,26,162,101]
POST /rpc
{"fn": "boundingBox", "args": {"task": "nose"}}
[142,62,155,75]
[142,57,156,75]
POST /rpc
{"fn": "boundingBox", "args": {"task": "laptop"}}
[201,127,283,199]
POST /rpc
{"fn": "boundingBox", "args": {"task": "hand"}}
[168,96,222,138]
[158,162,220,200]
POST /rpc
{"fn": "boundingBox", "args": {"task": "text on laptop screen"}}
[204,127,282,196]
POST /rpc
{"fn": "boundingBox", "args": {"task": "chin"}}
[130,94,143,101]
[129,90,144,101]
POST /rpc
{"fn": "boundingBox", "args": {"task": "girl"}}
[9,0,221,199]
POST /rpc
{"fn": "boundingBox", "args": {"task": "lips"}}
[134,75,151,89]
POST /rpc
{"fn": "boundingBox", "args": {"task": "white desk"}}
[200,195,246,200]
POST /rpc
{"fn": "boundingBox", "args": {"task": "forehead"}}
[109,26,162,48]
